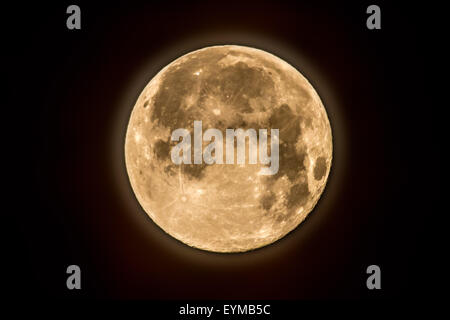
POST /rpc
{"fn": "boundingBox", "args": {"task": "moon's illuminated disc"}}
[125,45,332,253]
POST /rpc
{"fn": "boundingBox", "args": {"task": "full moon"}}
[125,45,332,253]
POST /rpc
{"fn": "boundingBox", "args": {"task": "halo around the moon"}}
[125,45,332,253]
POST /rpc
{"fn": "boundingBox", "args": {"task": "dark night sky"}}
[3,1,438,300]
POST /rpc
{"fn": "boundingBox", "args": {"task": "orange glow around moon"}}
[124,45,332,253]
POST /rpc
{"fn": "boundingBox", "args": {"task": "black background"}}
[4,0,437,301]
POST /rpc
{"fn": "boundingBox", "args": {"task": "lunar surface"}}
[125,45,332,252]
